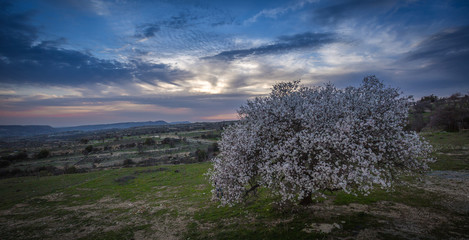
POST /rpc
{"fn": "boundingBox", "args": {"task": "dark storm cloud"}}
[0,5,190,86]
[0,9,38,57]
[405,25,469,63]
[401,25,469,81]
[204,32,339,61]
[312,0,398,25]
[0,45,131,85]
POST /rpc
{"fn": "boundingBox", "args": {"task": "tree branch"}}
[243,184,260,199]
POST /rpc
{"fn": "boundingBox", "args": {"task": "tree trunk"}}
[299,192,313,205]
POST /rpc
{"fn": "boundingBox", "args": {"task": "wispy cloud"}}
[134,12,197,39]
[311,0,399,25]
[393,25,469,88]
[43,0,111,15]
[135,23,160,38]
[245,0,317,24]
[204,32,339,61]
[404,25,469,64]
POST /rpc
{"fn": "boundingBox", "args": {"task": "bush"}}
[0,168,24,178]
[0,160,10,168]
[36,149,50,159]
[144,138,155,146]
[2,151,29,162]
[161,137,180,148]
[123,159,135,166]
[195,149,207,162]
[64,166,78,174]
[84,145,94,154]
[34,166,60,176]
[208,76,434,206]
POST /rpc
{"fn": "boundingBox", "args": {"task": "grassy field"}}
[1,128,219,175]
[1,132,468,239]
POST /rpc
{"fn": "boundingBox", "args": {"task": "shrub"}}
[123,159,135,166]
[64,166,78,174]
[84,145,94,154]
[0,160,10,168]
[195,149,207,162]
[2,151,29,161]
[36,149,50,159]
[144,138,155,146]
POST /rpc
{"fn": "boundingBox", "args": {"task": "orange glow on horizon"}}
[0,101,192,118]
[200,113,238,121]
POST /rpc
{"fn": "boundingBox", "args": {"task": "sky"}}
[0,0,468,127]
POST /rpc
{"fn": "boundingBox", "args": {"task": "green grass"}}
[1,131,468,239]
[420,131,469,170]
[429,152,469,170]
[0,171,106,210]
[422,131,469,147]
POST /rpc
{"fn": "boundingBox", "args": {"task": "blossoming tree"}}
[208,76,434,206]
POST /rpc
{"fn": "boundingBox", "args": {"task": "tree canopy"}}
[208,76,433,206]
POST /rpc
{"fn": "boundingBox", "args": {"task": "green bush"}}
[123,159,135,166]
[0,160,11,168]
[144,138,155,146]
[64,166,78,174]
[36,149,50,159]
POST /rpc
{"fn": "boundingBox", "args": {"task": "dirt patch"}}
[37,192,64,202]
[306,200,370,219]
[148,216,188,240]
[356,229,379,240]
[371,202,450,235]
[133,230,147,240]
[194,184,208,190]
[0,203,30,215]
[302,222,341,233]
[416,171,469,214]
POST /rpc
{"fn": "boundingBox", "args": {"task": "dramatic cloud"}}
[204,32,339,61]
[404,25,469,65]
[392,25,469,90]
[0,4,190,87]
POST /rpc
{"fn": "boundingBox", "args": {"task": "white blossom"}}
[208,76,433,206]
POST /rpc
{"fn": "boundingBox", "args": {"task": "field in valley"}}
[0,130,468,239]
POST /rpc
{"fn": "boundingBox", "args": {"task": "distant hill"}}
[0,120,191,138]
[57,121,169,132]
[169,121,191,125]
